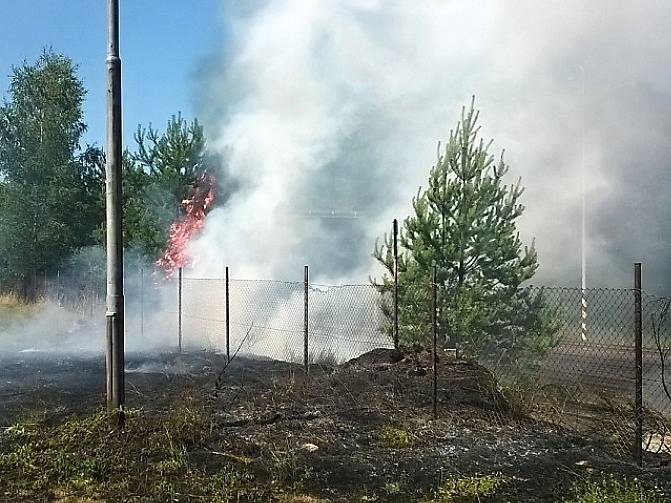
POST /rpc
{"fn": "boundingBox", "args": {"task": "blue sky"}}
[0,0,223,148]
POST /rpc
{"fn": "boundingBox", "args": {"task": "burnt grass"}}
[0,347,670,502]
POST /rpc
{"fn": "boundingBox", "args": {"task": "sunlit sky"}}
[0,0,222,147]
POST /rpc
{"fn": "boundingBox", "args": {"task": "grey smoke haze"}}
[0,248,185,354]
[190,0,671,293]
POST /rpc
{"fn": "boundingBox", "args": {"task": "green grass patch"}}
[562,475,665,503]
[421,473,510,502]
[0,391,279,502]
[375,424,417,449]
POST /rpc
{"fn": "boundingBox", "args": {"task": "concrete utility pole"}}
[105,0,125,423]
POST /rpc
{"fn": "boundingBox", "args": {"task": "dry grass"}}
[0,292,26,308]
[0,292,45,313]
[0,292,40,331]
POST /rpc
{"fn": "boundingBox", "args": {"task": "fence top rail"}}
[178,276,668,297]
[524,285,637,293]
[183,277,302,286]
[183,277,380,289]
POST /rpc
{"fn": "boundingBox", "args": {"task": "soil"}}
[1,346,670,502]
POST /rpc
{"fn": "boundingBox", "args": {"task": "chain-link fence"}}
[479,287,669,460]
[180,276,393,363]
[163,270,670,466]
[642,293,671,457]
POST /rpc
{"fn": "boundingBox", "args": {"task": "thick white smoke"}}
[191,0,671,292]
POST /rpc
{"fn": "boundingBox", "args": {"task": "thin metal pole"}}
[393,219,399,349]
[225,266,230,363]
[105,0,124,423]
[432,265,438,419]
[178,267,183,352]
[579,66,588,343]
[304,265,309,373]
[140,266,144,339]
[634,262,643,467]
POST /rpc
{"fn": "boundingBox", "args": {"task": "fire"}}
[156,172,216,275]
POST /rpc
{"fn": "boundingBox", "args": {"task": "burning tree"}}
[156,172,215,275]
[130,114,210,259]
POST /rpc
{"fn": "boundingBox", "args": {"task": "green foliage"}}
[121,152,172,257]
[373,98,558,364]
[562,475,664,503]
[0,51,102,297]
[134,113,207,203]
[83,122,208,260]
[421,473,509,502]
[0,50,211,293]
[376,424,417,449]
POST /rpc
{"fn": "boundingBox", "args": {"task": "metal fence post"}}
[634,262,643,467]
[225,266,230,363]
[432,265,438,419]
[178,266,183,353]
[57,269,61,307]
[140,265,144,339]
[304,265,309,373]
[393,218,399,349]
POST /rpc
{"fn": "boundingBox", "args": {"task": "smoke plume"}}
[191,0,671,293]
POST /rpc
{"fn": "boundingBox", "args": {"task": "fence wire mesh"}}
[642,293,671,456]
[181,278,393,363]
[483,287,636,456]
[172,275,671,464]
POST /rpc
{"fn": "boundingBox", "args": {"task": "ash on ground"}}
[1,346,669,501]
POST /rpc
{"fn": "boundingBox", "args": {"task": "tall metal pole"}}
[393,219,399,349]
[634,262,643,467]
[579,65,588,342]
[105,0,124,422]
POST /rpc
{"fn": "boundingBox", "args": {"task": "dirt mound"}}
[337,346,506,413]
[343,347,405,367]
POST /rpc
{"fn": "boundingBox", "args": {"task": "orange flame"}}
[156,172,216,276]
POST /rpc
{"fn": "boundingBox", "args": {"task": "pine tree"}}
[132,114,209,257]
[374,98,558,363]
[133,113,207,204]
